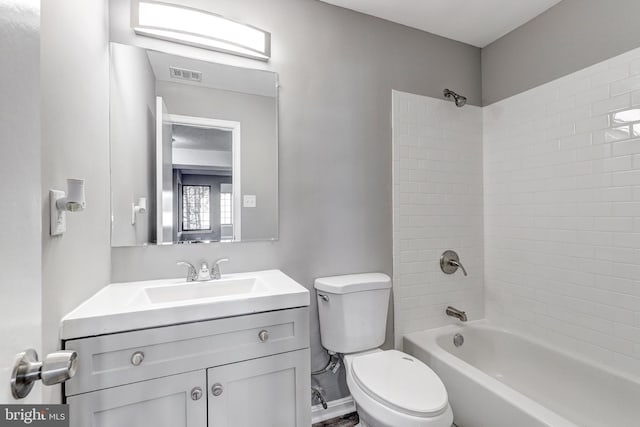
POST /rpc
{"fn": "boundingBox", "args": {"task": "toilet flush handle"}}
[318,294,329,302]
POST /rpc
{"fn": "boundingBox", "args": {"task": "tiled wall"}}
[484,47,640,372]
[393,90,484,348]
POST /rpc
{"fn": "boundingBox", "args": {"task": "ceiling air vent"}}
[169,66,202,82]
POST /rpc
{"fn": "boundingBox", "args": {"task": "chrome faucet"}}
[177,258,229,282]
[446,306,468,322]
[197,262,211,281]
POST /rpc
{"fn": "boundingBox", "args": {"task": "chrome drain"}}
[453,333,464,347]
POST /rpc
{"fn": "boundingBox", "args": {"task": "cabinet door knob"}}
[130,351,145,366]
[258,330,269,342]
[211,383,224,396]
[191,387,203,401]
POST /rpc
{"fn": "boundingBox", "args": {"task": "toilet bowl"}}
[314,273,454,427]
[344,349,453,427]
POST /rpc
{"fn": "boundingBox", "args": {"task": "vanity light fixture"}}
[131,1,271,61]
[50,179,86,236]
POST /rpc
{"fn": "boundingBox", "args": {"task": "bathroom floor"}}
[312,412,359,427]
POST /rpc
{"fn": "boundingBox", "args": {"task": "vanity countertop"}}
[60,269,309,340]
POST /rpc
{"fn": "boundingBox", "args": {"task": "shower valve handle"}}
[448,259,467,276]
[440,250,468,276]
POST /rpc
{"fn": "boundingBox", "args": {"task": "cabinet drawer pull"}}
[191,387,203,401]
[130,351,145,366]
[211,383,223,396]
[258,330,269,342]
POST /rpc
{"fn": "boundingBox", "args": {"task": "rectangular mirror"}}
[109,42,278,246]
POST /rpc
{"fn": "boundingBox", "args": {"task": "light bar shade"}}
[132,1,271,61]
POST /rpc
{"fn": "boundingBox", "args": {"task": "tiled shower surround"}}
[393,91,484,347]
[484,48,640,372]
[394,46,640,373]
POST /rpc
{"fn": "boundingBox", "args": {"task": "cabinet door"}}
[67,370,206,427]
[207,349,311,427]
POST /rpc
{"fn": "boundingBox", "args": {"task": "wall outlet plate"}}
[243,195,257,208]
[50,190,66,236]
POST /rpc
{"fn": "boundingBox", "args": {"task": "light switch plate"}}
[243,195,257,208]
[50,190,66,236]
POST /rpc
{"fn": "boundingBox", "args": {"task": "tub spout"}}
[446,306,467,322]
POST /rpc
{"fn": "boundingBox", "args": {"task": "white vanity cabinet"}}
[63,307,311,427]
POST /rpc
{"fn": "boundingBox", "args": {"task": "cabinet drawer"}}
[64,307,308,396]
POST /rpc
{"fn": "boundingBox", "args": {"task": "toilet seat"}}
[351,350,449,418]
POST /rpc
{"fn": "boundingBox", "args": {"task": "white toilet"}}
[315,273,453,427]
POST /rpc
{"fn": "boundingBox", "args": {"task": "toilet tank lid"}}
[314,273,391,294]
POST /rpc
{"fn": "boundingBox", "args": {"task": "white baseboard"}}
[311,396,356,424]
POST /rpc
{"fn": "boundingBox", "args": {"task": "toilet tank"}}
[314,273,391,354]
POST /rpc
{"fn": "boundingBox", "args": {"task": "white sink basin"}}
[60,270,309,340]
[144,277,268,304]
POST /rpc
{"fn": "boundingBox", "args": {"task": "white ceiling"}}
[146,49,277,97]
[319,0,563,47]
[172,125,232,152]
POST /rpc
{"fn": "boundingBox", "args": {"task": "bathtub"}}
[404,321,640,427]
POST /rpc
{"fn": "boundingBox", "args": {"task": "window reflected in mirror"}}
[182,185,211,231]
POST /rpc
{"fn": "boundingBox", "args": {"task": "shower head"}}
[443,88,467,107]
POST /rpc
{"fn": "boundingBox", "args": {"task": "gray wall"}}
[110,43,157,246]
[41,0,111,403]
[158,81,278,241]
[482,0,640,105]
[110,0,481,400]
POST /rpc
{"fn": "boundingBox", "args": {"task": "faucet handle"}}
[449,259,468,276]
[212,258,229,270]
[440,250,468,276]
[177,261,197,282]
[211,258,229,279]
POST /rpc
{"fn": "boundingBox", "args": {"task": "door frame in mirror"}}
[156,111,242,243]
